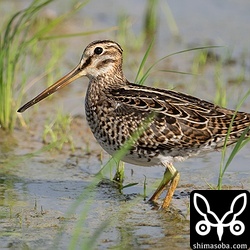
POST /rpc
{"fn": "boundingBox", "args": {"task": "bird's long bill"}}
[17,63,83,113]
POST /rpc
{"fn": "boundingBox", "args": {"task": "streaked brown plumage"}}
[18,40,250,209]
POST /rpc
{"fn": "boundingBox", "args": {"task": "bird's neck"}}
[85,70,128,107]
[89,68,128,89]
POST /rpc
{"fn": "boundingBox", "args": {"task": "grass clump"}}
[0,0,54,130]
[0,0,89,131]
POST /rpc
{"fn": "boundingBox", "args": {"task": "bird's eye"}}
[94,47,103,55]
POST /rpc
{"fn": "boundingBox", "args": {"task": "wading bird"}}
[18,40,250,208]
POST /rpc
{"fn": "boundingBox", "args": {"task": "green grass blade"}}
[134,39,154,84]
[121,182,139,190]
[222,127,250,176]
[138,46,222,85]
[159,69,197,76]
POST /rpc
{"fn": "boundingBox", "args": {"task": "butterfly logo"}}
[193,193,247,241]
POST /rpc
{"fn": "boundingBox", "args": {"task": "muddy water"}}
[1,1,250,249]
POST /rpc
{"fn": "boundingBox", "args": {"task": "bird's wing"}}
[108,83,250,150]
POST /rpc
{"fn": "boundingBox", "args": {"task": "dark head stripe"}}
[88,40,123,54]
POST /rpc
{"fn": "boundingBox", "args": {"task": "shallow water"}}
[1,1,250,249]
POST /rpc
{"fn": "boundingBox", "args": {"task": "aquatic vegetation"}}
[0,0,89,131]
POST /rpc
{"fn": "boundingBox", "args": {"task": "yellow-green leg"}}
[149,163,180,209]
